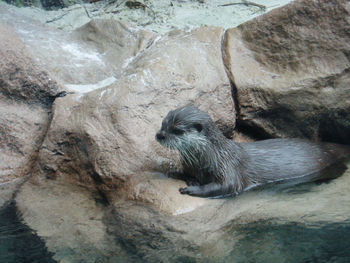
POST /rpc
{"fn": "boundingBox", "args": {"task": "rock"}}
[223,0,350,143]
[73,19,157,80]
[0,7,157,86]
[0,24,60,207]
[35,26,234,212]
[15,181,123,263]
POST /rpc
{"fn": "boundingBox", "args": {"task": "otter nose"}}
[156,131,166,141]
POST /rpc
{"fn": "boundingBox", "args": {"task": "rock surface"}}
[73,19,157,79]
[0,6,157,86]
[35,25,234,212]
[0,24,60,207]
[223,0,350,142]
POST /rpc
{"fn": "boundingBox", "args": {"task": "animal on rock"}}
[155,105,350,198]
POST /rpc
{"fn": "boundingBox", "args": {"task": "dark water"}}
[0,201,56,263]
[226,220,350,263]
[221,164,350,263]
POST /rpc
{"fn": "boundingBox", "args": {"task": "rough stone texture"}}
[0,25,59,105]
[0,24,59,207]
[73,19,157,79]
[0,7,157,86]
[15,181,124,263]
[223,0,350,142]
[36,26,234,213]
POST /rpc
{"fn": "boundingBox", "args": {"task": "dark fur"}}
[156,106,350,198]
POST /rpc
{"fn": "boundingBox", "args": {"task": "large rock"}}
[35,26,234,212]
[223,0,350,142]
[105,165,350,262]
[12,22,235,261]
[0,24,60,207]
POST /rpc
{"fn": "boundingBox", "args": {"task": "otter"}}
[155,105,350,198]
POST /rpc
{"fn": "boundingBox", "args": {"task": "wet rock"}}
[0,24,60,207]
[104,165,350,262]
[15,181,124,263]
[223,0,350,143]
[15,163,350,262]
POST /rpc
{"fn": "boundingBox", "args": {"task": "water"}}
[2,209,350,263]
[0,201,56,263]
[227,220,350,263]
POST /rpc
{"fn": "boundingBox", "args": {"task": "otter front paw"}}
[186,178,200,186]
[179,186,199,195]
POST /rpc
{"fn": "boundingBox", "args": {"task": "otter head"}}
[155,106,212,163]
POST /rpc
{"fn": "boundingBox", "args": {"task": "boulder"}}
[35,26,234,212]
[0,24,60,207]
[15,180,123,263]
[223,0,350,142]
[13,23,235,261]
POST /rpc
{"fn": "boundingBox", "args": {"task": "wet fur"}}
[156,106,350,198]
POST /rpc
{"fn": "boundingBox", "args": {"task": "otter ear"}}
[193,123,203,133]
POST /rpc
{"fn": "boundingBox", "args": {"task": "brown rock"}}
[36,26,234,212]
[15,163,350,262]
[223,0,350,142]
[0,24,60,206]
[0,6,157,86]
[14,26,234,259]
[15,181,122,263]
[73,19,158,79]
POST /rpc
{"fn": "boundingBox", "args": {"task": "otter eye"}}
[193,123,203,132]
[172,128,184,135]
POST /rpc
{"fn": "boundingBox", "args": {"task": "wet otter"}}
[155,105,350,198]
